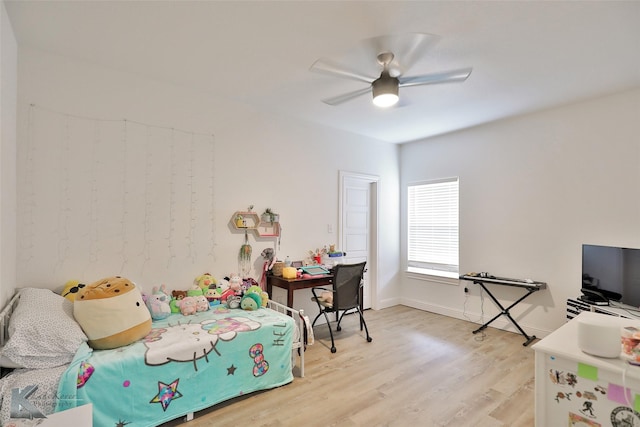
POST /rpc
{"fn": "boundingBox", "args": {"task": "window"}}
[407,178,459,278]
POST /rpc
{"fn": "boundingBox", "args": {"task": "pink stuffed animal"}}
[228,275,242,294]
[177,296,197,315]
[195,295,209,312]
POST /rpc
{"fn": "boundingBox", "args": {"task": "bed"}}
[0,288,309,426]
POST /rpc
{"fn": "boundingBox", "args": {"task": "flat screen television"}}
[581,244,640,307]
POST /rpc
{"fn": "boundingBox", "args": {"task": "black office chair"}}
[311,261,372,353]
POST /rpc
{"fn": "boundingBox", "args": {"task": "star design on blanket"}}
[227,364,237,375]
[150,378,183,411]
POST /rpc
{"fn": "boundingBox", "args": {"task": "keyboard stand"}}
[460,274,547,346]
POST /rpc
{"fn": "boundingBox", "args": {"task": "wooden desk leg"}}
[287,290,294,309]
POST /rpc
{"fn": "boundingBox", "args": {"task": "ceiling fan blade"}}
[360,33,441,77]
[310,58,375,84]
[321,86,372,106]
[398,33,441,72]
[399,67,473,88]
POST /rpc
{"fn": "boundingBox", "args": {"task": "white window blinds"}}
[407,178,459,276]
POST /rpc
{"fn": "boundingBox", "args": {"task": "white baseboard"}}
[376,296,402,310]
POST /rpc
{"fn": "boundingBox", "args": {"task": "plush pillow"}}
[74,276,151,350]
[0,288,88,369]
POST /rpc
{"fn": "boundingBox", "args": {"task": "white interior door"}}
[339,172,378,310]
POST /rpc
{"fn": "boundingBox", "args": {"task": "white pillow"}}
[0,288,87,368]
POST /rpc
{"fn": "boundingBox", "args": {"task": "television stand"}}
[567,297,640,321]
[577,295,609,306]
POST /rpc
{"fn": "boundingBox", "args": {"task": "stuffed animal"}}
[74,276,152,350]
[242,277,259,293]
[227,295,242,309]
[194,295,209,312]
[220,288,236,303]
[146,286,172,320]
[246,285,269,307]
[170,290,187,313]
[228,275,243,294]
[240,292,262,311]
[172,290,187,300]
[177,296,198,315]
[61,280,86,302]
[204,287,221,307]
[194,273,217,290]
[217,277,230,293]
[187,285,204,298]
[246,285,262,295]
[158,284,170,297]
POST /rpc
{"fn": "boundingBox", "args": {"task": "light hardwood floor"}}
[167,305,536,427]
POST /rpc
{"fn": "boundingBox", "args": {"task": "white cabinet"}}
[533,312,640,426]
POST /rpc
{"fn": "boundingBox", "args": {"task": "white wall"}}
[0,0,17,308]
[400,88,640,336]
[13,35,639,339]
[15,48,400,316]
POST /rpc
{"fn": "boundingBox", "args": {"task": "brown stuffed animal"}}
[74,276,152,350]
[172,290,187,300]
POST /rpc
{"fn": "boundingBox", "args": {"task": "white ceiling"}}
[5,0,640,144]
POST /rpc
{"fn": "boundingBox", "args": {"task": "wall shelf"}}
[232,211,260,230]
[256,221,280,237]
[231,211,280,238]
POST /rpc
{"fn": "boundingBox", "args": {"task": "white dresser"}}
[533,312,640,426]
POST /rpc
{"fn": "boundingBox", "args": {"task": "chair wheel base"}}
[331,347,336,353]
[367,337,372,342]
[336,326,342,331]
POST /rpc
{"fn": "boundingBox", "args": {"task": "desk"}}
[460,274,547,346]
[267,274,333,308]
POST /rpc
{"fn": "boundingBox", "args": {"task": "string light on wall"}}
[166,128,177,268]
[142,125,154,272]
[22,104,217,284]
[21,104,37,266]
[55,114,72,271]
[187,133,197,263]
[119,119,130,274]
[88,120,101,267]
[209,135,216,261]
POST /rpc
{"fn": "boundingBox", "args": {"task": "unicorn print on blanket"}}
[144,317,261,370]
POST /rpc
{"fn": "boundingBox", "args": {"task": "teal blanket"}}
[56,306,294,426]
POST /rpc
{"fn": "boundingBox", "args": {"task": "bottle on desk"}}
[284,256,291,267]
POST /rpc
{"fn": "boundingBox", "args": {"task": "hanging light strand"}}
[119,120,130,274]
[166,128,177,268]
[55,115,72,271]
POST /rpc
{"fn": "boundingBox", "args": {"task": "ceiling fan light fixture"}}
[372,75,399,108]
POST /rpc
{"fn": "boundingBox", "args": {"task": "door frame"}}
[338,170,379,310]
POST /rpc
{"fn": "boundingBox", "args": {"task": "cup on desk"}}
[272,262,284,276]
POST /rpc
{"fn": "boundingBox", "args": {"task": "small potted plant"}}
[261,208,279,223]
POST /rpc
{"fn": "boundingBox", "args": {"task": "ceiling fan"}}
[310,33,473,108]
